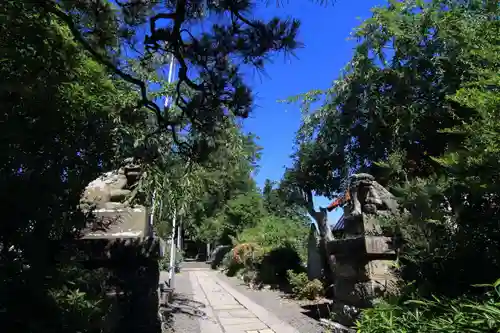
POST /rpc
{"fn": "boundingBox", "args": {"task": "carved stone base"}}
[76,205,162,333]
[328,229,398,326]
[82,206,151,239]
[307,174,400,327]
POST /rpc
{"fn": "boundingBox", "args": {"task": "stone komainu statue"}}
[327,173,398,217]
[80,157,144,211]
[347,173,398,218]
[308,174,400,328]
[78,157,162,333]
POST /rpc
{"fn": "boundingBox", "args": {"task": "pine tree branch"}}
[41,1,194,157]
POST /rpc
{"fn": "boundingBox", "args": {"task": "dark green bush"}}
[259,245,305,285]
[221,215,309,286]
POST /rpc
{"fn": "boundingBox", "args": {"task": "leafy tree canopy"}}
[42,0,301,159]
[286,0,500,298]
[1,1,140,331]
[286,0,499,197]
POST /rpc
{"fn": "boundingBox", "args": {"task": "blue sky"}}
[240,0,385,225]
[122,0,387,225]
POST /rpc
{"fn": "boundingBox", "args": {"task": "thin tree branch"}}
[42,1,198,157]
[42,1,165,124]
[150,12,177,34]
[305,188,317,216]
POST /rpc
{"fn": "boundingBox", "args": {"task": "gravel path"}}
[161,270,201,333]
[216,272,328,333]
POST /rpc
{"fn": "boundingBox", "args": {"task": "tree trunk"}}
[314,208,336,290]
[305,190,336,291]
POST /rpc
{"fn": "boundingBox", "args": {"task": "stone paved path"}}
[163,263,308,333]
[216,273,325,333]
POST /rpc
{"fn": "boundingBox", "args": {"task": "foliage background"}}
[284,0,500,330]
[0,0,302,331]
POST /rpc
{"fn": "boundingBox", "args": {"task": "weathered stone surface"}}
[218,310,257,319]
[259,330,276,333]
[80,157,145,211]
[335,262,359,278]
[346,173,399,221]
[327,237,365,257]
[364,236,395,255]
[364,260,395,279]
[342,215,364,235]
[326,235,394,258]
[76,157,162,333]
[319,319,356,333]
[307,174,400,327]
[76,237,162,262]
[82,207,150,239]
[335,279,371,305]
[363,215,383,235]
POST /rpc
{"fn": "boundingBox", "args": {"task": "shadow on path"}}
[300,302,334,321]
[159,272,208,333]
[169,292,207,318]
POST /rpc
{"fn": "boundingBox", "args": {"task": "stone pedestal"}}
[328,213,398,325]
[305,174,401,326]
[78,206,162,333]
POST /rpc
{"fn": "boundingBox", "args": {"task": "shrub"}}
[224,215,308,283]
[222,242,262,277]
[232,243,263,267]
[219,214,310,290]
[237,215,308,262]
[259,245,304,285]
[356,279,500,333]
[238,267,260,288]
[287,270,324,300]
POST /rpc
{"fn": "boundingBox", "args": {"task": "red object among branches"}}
[326,190,351,212]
